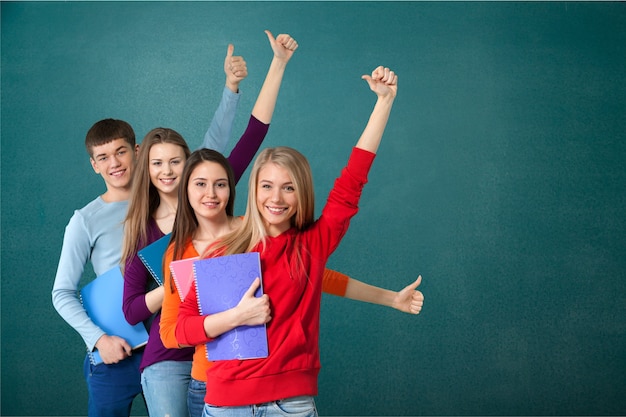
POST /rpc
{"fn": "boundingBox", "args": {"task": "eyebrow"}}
[259,179,293,186]
[192,177,229,182]
[94,145,129,160]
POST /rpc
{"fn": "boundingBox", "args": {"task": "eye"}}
[261,184,271,190]
[194,181,206,187]
[171,159,182,165]
[216,182,228,188]
[151,161,162,167]
[284,185,295,192]
[98,156,107,162]
[117,150,127,156]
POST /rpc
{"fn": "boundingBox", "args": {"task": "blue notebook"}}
[80,266,149,365]
[138,233,171,286]
[193,252,268,361]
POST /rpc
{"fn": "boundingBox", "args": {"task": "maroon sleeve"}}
[227,115,269,184]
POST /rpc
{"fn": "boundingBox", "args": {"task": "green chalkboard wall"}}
[2,1,625,416]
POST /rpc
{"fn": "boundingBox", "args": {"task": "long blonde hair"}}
[121,128,191,267]
[206,146,315,258]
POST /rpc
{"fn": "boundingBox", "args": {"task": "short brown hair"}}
[85,118,136,157]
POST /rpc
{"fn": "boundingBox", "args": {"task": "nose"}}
[270,187,281,203]
[205,184,217,198]
[110,154,121,167]
[164,162,173,175]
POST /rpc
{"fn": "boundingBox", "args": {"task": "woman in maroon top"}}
[121,31,299,417]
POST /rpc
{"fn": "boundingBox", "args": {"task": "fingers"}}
[275,33,298,51]
[371,66,398,85]
[265,29,298,52]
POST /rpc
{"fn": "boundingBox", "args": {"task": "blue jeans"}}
[142,360,192,417]
[188,378,207,417]
[202,396,317,417]
[83,352,144,417]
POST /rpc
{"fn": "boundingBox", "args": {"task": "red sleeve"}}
[313,147,376,261]
[175,280,214,346]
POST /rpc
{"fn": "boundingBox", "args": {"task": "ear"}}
[89,157,100,174]
[134,144,140,157]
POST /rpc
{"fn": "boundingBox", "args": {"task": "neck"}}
[156,192,178,217]
[101,188,130,203]
[195,214,233,242]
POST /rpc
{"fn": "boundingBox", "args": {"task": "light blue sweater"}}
[52,86,240,351]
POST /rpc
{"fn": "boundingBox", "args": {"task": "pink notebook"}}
[169,257,199,301]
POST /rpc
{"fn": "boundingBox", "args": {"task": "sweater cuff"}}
[348,147,376,179]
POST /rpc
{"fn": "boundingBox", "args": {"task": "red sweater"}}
[176,147,375,406]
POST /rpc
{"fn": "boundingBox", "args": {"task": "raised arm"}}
[355,66,398,154]
[199,44,248,152]
[227,31,299,183]
[251,30,298,123]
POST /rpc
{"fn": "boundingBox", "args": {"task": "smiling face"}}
[256,162,298,237]
[148,142,186,197]
[187,161,231,222]
[89,137,137,199]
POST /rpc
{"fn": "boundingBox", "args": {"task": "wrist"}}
[225,80,240,94]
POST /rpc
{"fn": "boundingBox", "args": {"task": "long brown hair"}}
[121,128,190,266]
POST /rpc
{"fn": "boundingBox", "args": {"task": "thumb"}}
[122,340,132,356]
[404,275,422,291]
[264,30,275,44]
[244,277,261,298]
[361,74,375,89]
[226,43,234,58]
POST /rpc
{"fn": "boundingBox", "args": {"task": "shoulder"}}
[71,197,128,235]
[76,197,128,220]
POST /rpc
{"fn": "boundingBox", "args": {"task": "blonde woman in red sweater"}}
[176,65,402,417]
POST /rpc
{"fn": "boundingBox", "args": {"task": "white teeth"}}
[267,206,286,214]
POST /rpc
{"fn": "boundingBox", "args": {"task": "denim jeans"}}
[83,352,144,417]
[141,360,192,417]
[202,396,318,417]
[188,378,207,417]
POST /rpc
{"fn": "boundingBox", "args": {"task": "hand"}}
[224,44,248,93]
[392,275,424,315]
[235,277,272,326]
[94,334,132,364]
[361,66,398,99]
[264,30,298,63]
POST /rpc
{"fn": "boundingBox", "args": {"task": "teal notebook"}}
[138,233,171,286]
[80,265,149,365]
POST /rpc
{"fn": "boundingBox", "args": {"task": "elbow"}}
[121,305,142,326]
[160,327,179,349]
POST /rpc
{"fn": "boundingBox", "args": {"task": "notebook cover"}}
[80,266,149,365]
[138,233,171,286]
[193,252,268,361]
[169,256,199,301]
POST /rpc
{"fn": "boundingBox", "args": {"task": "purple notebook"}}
[193,252,268,361]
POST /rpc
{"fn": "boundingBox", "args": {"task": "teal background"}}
[2,1,626,416]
